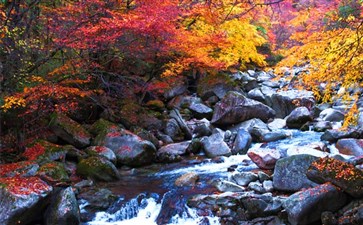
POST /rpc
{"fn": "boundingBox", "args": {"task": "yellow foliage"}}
[1,96,26,112]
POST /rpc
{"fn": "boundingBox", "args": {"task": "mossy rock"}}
[85,146,116,163]
[37,162,69,184]
[89,118,122,136]
[50,113,91,148]
[23,140,68,165]
[76,156,120,182]
[146,99,165,111]
[0,161,39,178]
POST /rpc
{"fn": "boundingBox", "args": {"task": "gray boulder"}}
[247,148,281,170]
[157,141,190,162]
[188,102,213,120]
[95,129,156,167]
[0,177,52,225]
[232,129,252,154]
[228,171,258,186]
[286,106,313,129]
[44,187,80,225]
[201,133,231,158]
[283,183,348,225]
[85,146,117,163]
[211,91,275,126]
[336,138,363,157]
[273,154,319,192]
[319,108,345,122]
[321,129,362,143]
[270,90,315,118]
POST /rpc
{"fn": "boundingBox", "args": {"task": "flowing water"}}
[80,130,330,225]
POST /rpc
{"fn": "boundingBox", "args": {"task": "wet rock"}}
[44,187,80,225]
[240,193,284,219]
[232,129,252,154]
[165,118,184,141]
[283,183,348,225]
[76,157,120,182]
[85,146,117,163]
[50,113,91,148]
[228,171,258,186]
[270,90,315,118]
[94,129,156,167]
[248,181,266,193]
[335,138,363,157]
[169,109,193,140]
[0,177,53,225]
[321,129,361,143]
[188,119,212,138]
[201,133,231,158]
[211,91,275,126]
[188,102,213,120]
[286,146,329,158]
[89,118,121,137]
[211,179,246,192]
[268,118,286,130]
[320,108,345,122]
[313,121,333,132]
[247,148,281,170]
[263,180,274,192]
[78,188,117,211]
[286,107,313,129]
[175,172,199,187]
[238,216,284,225]
[229,118,269,133]
[258,171,271,182]
[157,141,190,162]
[273,154,318,192]
[307,157,363,198]
[250,127,288,142]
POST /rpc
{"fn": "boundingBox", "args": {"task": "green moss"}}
[89,118,120,136]
[146,100,165,111]
[76,156,119,181]
[197,73,237,97]
[37,162,69,183]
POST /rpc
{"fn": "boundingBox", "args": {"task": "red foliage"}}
[0,161,33,177]
[0,176,51,195]
[22,143,46,161]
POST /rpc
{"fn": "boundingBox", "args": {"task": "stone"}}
[273,154,318,192]
[250,127,288,143]
[50,113,91,148]
[210,179,246,192]
[268,118,286,130]
[335,199,363,225]
[228,171,258,186]
[313,121,333,132]
[336,138,363,157]
[270,90,315,118]
[258,171,271,182]
[247,148,281,170]
[175,172,199,187]
[320,108,345,122]
[0,177,53,225]
[165,118,184,141]
[286,107,313,129]
[248,181,266,193]
[307,157,363,198]
[164,83,187,100]
[263,180,274,192]
[283,183,348,225]
[321,129,361,143]
[23,140,68,165]
[85,146,117,163]
[36,162,69,184]
[188,102,213,120]
[211,91,275,126]
[76,157,120,182]
[201,133,231,158]
[78,188,117,211]
[95,129,156,167]
[232,129,252,154]
[286,146,329,158]
[156,141,190,162]
[0,161,39,178]
[44,187,80,225]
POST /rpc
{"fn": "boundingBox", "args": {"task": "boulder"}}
[228,171,258,186]
[335,138,363,157]
[164,83,187,100]
[85,146,117,163]
[335,199,363,225]
[240,193,284,219]
[76,157,120,182]
[211,91,275,126]
[175,172,199,187]
[210,179,246,192]
[94,129,156,167]
[286,147,329,158]
[268,118,286,130]
[321,129,361,143]
[0,161,39,178]
[307,157,363,198]
[0,177,52,225]
[313,121,332,132]
[247,148,281,170]
[285,107,313,129]
[50,113,91,148]
[270,90,315,118]
[273,154,319,192]
[23,140,68,165]
[157,141,190,162]
[250,127,288,143]
[188,102,213,120]
[165,118,184,141]
[201,133,231,158]
[37,162,70,185]
[44,187,80,225]
[232,129,252,154]
[319,108,345,122]
[283,183,348,225]
[248,181,266,193]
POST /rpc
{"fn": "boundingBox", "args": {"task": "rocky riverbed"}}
[1,69,363,225]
